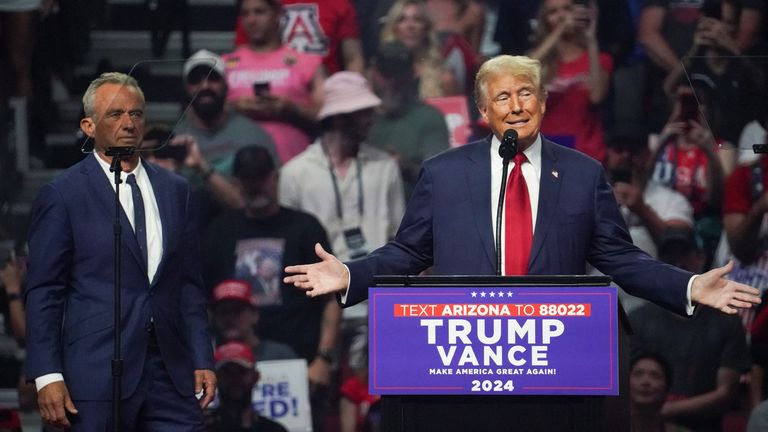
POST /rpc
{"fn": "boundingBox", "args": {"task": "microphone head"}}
[499,129,518,159]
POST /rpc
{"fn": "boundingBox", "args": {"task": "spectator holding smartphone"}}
[649,82,726,265]
[224,0,326,164]
[637,0,763,132]
[528,0,613,162]
[143,124,245,229]
[662,0,765,151]
[603,136,693,260]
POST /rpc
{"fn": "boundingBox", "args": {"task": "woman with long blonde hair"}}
[380,0,459,98]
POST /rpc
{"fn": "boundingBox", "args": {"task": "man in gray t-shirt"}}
[177,49,277,177]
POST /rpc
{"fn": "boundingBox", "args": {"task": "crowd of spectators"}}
[4,0,768,430]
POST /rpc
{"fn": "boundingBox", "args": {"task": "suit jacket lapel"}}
[83,155,147,273]
[529,138,562,268]
[465,138,497,271]
[143,161,171,287]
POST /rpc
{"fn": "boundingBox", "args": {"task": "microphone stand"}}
[495,130,518,276]
[105,145,135,432]
[495,153,510,276]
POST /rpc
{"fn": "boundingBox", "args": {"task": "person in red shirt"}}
[528,0,613,162]
[234,0,364,74]
[650,83,727,266]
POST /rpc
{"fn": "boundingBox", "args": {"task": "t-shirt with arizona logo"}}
[235,0,360,74]
[223,45,323,164]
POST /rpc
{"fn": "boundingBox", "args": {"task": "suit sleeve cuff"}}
[35,373,64,392]
[339,264,351,305]
[686,275,697,316]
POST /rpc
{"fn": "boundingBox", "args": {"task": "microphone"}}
[499,129,518,161]
[495,129,518,275]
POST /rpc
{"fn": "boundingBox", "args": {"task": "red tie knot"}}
[514,153,528,166]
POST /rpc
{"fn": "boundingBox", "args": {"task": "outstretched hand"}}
[284,243,349,297]
[691,260,761,314]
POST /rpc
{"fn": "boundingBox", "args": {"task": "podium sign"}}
[369,286,618,396]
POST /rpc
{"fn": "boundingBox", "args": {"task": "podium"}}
[370,275,631,432]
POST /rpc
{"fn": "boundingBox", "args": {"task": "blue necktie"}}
[126,174,148,269]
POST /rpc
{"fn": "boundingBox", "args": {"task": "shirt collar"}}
[93,152,146,180]
[490,133,542,171]
[308,139,375,164]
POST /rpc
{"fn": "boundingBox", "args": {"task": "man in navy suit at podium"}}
[285,54,760,318]
[24,72,216,430]
[285,54,761,432]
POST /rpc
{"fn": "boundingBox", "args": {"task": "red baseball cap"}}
[215,341,256,369]
[212,279,257,307]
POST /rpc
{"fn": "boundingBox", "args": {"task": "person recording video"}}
[144,124,246,224]
[25,72,216,430]
[603,136,693,260]
[650,82,726,265]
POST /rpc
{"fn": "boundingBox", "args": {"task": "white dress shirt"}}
[36,154,164,391]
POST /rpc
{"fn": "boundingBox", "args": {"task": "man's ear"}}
[478,104,489,123]
[80,117,95,138]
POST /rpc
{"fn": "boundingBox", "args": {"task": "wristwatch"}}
[316,348,337,364]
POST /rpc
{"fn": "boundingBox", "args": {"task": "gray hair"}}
[82,72,145,118]
[474,55,544,106]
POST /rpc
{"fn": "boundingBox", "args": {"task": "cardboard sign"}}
[254,359,313,432]
[369,286,618,396]
[425,96,471,148]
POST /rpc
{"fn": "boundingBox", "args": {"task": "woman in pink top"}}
[528,0,612,162]
[225,0,325,164]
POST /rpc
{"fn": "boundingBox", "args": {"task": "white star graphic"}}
[471,291,477,298]
[489,291,496,298]
[480,291,487,298]
[507,291,514,298]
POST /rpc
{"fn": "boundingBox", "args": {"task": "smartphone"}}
[153,142,188,162]
[701,0,722,19]
[610,167,632,184]
[144,126,188,162]
[678,93,698,122]
[253,81,271,97]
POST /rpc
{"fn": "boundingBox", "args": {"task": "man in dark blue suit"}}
[285,55,760,319]
[24,72,216,430]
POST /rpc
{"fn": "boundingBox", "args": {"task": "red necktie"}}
[504,153,533,275]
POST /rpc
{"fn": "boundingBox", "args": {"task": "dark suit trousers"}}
[68,342,203,431]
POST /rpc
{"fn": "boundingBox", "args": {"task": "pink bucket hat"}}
[318,71,381,120]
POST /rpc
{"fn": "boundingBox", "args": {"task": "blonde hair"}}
[82,72,145,118]
[380,0,446,98]
[474,55,543,105]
